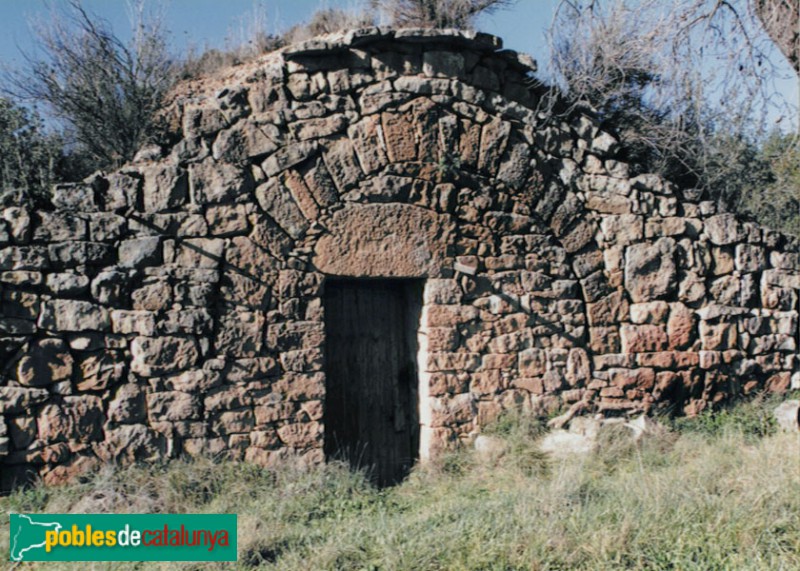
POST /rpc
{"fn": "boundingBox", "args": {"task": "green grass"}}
[2,398,800,570]
[668,393,789,441]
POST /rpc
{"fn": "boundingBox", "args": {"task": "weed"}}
[671,392,790,440]
[1,398,798,570]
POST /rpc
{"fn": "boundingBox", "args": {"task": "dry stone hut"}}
[1,29,799,489]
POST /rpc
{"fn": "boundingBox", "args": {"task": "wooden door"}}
[323,279,422,486]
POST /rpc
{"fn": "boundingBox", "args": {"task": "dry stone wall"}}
[1,28,799,490]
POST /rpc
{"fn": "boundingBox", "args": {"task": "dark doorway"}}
[323,279,423,486]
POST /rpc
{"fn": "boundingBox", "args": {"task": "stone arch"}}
[4,28,797,489]
[205,80,602,461]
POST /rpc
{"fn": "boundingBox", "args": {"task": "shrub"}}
[545,0,796,211]
[370,0,514,29]
[670,392,785,440]
[0,97,93,200]
[6,0,174,171]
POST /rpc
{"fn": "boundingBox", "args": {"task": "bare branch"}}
[371,0,515,29]
[754,0,799,73]
[3,0,174,170]
[545,0,795,201]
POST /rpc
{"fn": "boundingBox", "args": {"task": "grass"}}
[668,393,786,441]
[2,396,799,570]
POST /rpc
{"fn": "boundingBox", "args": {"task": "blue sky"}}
[0,0,796,129]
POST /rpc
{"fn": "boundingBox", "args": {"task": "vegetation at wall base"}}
[2,396,798,571]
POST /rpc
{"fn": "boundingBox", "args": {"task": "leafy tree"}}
[0,98,62,197]
[6,0,174,171]
[739,132,800,234]
[0,97,96,201]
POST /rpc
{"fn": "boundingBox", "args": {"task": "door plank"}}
[323,279,422,486]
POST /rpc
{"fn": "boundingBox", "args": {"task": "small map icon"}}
[9,514,62,561]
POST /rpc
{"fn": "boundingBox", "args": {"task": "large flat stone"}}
[141,165,188,212]
[314,204,454,277]
[17,339,73,387]
[130,336,200,377]
[624,238,676,303]
[38,300,110,332]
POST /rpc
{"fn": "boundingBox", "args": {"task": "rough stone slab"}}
[423,50,466,79]
[585,291,629,326]
[261,141,319,177]
[478,118,511,175]
[91,270,132,305]
[774,400,800,432]
[381,111,418,163]
[16,339,73,387]
[76,351,126,391]
[394,76,451,95]
[705,213,745,245]
[667,303,696,350]
[625,238,676,303]
[189,159,255,205]
[299,157,338,208]
[621,324,668,353]
[48,242,114,268]
[212,120,282,162]
[51,183,96,212]
[32,212,87,242]
[314,203,455,277]
[146,391,201,421]
[601,214,643,246]
[0,318,35,335]
[130,336,200,377]
[141,165,188,212]
[0,386,49,415]
[99,425,165,462]
[38,300,110,332]
[38,396,103,443]
[0,246,49,270]
[248,215,293,259]
[289,115,348,141]
[281,170,321,222]
[255,180,310,240]
[206,204,252,237]
[519,348,546,376]
[394,28,502,50]
[174,238,226,269]
[348,116,388,174]
[215,310,265,357]
[111,310,156,336]
[131,279,172,312]
[561,219,597,253]
[496,138,531,190]
[322,138,362,193]
[89,213,127,241]
[108,383,145,424]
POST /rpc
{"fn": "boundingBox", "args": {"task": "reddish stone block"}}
[620,324,668,353]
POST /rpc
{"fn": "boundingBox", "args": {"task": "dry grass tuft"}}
[2,398,799,570]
